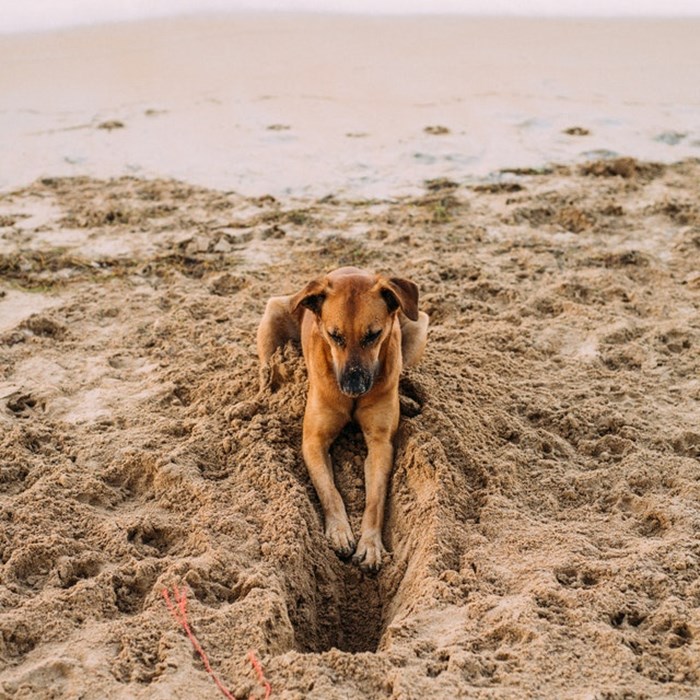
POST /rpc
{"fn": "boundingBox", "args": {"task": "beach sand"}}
[1,14,700,700]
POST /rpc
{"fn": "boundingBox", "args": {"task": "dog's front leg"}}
[302,402,355,558]
[352,434,393,573]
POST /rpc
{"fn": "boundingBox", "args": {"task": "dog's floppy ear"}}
[380,277,419,321]
[290,278,328,316]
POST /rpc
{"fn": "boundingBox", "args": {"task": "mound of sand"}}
[1,158,699,698]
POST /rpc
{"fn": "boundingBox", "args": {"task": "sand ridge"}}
[0,158,699,697]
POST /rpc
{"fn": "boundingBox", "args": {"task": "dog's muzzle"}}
[339,364,373,397]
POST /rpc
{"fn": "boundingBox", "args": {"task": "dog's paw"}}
[325,518,356,559]
[352,533,387,573]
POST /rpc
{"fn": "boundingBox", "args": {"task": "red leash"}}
[248,650,272,700]
[162,584,271,699]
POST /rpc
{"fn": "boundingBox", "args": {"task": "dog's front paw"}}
[352,532,387,573]
[325,518,356,559]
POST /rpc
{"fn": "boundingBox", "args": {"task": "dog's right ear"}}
[290,278,327,316]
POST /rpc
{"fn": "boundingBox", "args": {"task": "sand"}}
[0,156,699,698]
[1,12,700,700]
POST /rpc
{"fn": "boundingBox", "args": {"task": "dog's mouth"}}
[337,364,374,397]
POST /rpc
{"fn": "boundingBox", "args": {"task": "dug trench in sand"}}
[0,158,699,698]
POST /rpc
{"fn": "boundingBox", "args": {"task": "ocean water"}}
[2,0,699,34]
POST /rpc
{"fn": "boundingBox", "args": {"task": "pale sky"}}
[2,0,699,33]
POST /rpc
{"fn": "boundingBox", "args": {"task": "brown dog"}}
[257,267,428,572]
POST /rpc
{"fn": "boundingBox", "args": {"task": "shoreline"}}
[2,14,699,198]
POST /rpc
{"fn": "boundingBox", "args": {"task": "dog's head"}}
[291,267,419,397]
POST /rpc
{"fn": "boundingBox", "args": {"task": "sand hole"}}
[127,523,175,557]
[287,385,441,656]
[112,565,160,615]
[7,393,37,415]
[289,420,388,655]
[293,562,385,655]
[325,566,384,654]
[2,624,38,657]
[57,556,102,588]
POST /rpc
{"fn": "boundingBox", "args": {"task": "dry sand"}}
[0,156,699,698]
[1,12,700,700]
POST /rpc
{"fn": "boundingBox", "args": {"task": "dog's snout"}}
[339,364,373,397]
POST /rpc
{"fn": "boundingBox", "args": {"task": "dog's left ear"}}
[290,278,328,316]
[379,277,419,321]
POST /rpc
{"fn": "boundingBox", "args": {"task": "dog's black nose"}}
[340,365,372,396]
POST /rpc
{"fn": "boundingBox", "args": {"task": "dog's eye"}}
[362,329,382,347]
[328,330,345,347]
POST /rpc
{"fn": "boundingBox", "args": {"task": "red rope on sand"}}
[248,650,272,700]
[162,584,272,700]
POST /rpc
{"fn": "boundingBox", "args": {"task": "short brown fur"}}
[257,267,428,571]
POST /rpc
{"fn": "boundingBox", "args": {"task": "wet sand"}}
[1,15,699,197]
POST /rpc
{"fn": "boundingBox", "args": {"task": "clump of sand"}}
[1,159,699,698]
